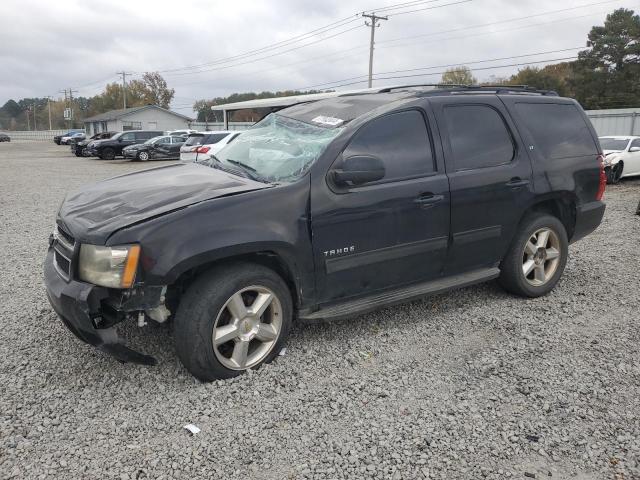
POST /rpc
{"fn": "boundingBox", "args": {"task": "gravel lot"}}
[1,141,639,480]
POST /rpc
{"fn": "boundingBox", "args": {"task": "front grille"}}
[53,225,76,280]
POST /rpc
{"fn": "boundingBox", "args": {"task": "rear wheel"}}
[100,148,116,160]
[174,263,292,381]
[499,213,568,297]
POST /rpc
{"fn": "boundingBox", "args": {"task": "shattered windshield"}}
[205,113,343,183]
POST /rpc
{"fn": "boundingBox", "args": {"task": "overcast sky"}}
[0,0,635,115]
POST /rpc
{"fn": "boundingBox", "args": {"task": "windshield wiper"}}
[225,159,268,183]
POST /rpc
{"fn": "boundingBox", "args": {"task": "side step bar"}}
[299,267,500,322]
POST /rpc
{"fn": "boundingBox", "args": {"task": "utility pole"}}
[68,88,78,128]
[60,89,68,127]
[46,96,52,130]
[116,71,133,109]
[33,102,37,130]
[362,12,388,88]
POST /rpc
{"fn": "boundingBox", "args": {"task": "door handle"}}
[414,193,444,206]
[506,178,530,188]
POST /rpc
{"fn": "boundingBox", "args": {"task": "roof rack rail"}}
[377,83,467,93]
[374,83,559,96]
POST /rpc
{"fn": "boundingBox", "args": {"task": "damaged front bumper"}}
[43,248,160,365]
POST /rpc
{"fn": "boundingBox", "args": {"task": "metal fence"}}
[2,130,83,142]
[585,108,640,136]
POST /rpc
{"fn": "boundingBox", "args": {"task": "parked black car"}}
[0,133,10,142]
[122,135,185,161]
[44,86,606,380]
[71,132,117,157]
[87,130,163,159]
[53,130,83,145]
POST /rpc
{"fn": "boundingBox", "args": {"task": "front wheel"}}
[174,263,292,381]
[100,148,116,160]
[499,213,568,298]
[137,151,149,161]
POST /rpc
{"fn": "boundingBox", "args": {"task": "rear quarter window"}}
[203,133,230,144]
[185,134,205,146]
[514,103,598,159]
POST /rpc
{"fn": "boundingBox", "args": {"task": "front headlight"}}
[78,244,140,288]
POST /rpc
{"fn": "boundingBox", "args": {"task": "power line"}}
[323,56,580,89]
[156,16,362,74]
[387,0,473,16]
[378,0,626,45]
[300,46,586,90]
[164,23,365,77]
[365,0,453,14]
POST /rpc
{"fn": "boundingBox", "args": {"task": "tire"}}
[100,148,116,160]
[610,162,623,184]
[137,151,149,161]
[174,263,293,381]
[498,213,568,298]
[74,150,82,157]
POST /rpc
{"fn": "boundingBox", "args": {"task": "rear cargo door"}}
[431,96,535,274]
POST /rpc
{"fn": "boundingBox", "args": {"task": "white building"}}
[83,105,193,136]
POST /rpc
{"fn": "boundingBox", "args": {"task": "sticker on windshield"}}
[311,115,344,127]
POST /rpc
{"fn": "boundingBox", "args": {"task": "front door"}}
[430,96,534,274]
[310,108,450,303]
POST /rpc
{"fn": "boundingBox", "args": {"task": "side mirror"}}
[332,155,385,186]
[629,147,640,153]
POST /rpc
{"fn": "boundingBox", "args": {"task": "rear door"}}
[431,96,534,274]
[310,107,451,303]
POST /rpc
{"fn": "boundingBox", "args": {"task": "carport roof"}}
[83,105,193,123]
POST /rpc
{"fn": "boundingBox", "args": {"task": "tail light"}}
[189,146,199,152]
[196,146,210,154]
[596,154,606,201]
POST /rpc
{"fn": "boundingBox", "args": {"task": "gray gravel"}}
[1,142,639,480]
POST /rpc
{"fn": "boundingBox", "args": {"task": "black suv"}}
[87,130,163,159]
[44,86,606,380]
[71,131,117,156]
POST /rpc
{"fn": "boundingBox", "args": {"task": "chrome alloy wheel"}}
[138,151,149,161]
[212,286,282,370]
[522,227,561,286]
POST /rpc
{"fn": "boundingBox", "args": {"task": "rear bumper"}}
[43,248,157,365]
[571,200,606,243]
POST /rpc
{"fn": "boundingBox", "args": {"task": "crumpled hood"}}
[58,163,270,243]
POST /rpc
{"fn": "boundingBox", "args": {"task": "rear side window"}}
[185,134,204,146]
[343,110,435,182]
[514,103,597,159]
[444,105,514,171]
[203,133,230,144]
[630,139,640,149]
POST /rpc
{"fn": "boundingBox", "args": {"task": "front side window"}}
[210,114,343,183]
[120,132,135,141]
[630,139,640,150]
[515,103,597,159]
[444,105,514,171]
[342,110,435,183]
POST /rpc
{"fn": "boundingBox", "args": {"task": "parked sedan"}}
[0,133,10,142]
[179,131,241,162]
[54,130,83,145]
[71,132,117,157]
[60,132,86,145]
[122,135,185,161]
[600,136,640,184]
